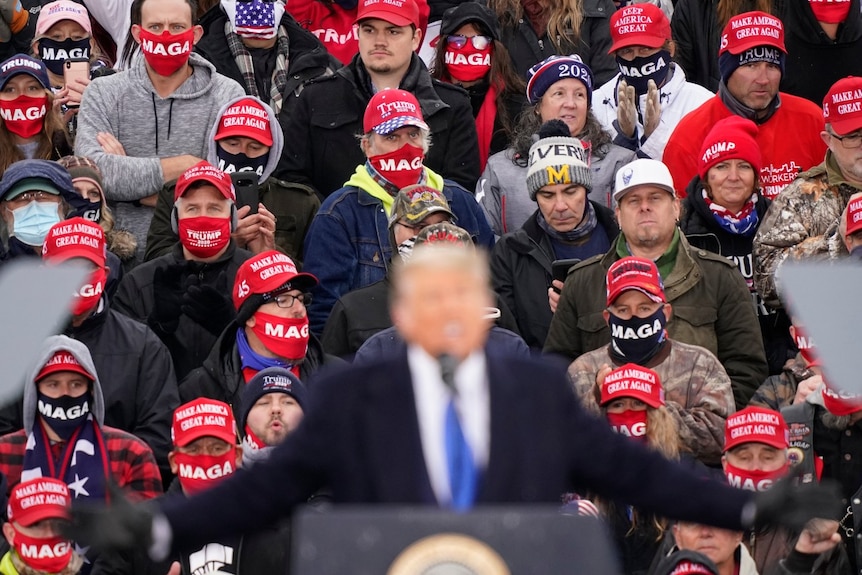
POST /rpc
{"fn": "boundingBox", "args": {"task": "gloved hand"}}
[616,80,637,139]
[748,474,842,532]
[148,263,186,335]
[643,79,662,139]
[0,0,27,43]
[65,483,158,556]
[181,272,235,335]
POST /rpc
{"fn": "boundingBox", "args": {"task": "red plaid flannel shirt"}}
[0,426,163,500]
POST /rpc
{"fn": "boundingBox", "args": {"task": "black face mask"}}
[69,200,102,223]
[608,306,667,365]
[38,37,91,76]
[37,392,91,440]
[216,147,268,179]
[616,49,672,97]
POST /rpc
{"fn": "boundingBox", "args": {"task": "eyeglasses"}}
[9,191,59,203]
[446,35,492,50]
[270,292,312,309]
[829,131,862,149]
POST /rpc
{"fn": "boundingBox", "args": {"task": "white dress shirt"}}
[407,345,490,506]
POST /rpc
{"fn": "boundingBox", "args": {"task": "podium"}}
[291,505,622,575]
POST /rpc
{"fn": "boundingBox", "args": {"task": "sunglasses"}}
[446,35,492,50]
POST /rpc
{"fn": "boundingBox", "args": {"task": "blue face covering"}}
[9,201,61,246]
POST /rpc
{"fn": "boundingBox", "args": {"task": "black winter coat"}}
[112,242,253,380]
[276,53,481,196]
[501,0,617,88]
[490,203,617,349]
[195,4,339,102]
[680,179,793,375]
[779,0,862,105]
[0,303,180,481]
[179,322,341,413]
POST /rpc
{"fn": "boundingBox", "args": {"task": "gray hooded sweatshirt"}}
[206,95,283,184]
[24,335,106,435]
[75,52,245,257]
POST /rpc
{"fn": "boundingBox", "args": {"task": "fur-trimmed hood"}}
[106,228,138,262]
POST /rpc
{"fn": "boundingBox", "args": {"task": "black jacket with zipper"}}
[680,178,793,375]
[491,203,617,349]
[501,0,617,88]
[275,53,481,197]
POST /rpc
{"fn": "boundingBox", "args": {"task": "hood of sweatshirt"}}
[207,95,283,184]
[23,335,106,434]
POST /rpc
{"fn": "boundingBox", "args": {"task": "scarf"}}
[536,201,598,242]
[241,434,276,467]
[703,189,760,236]
[718,80,780,125]
[236,327,299,382]
[475,83,499,171]
[224,21,290,114]
[364,159,428,198]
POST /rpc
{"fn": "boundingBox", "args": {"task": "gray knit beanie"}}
[526,120,592,200]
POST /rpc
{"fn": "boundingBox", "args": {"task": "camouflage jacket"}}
[567,340,735,466]
[753,153,861,309]
[748,355,815,411]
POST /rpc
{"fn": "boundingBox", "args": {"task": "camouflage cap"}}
[388,184,454,229]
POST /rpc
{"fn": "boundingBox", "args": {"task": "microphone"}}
[438,353,459,396]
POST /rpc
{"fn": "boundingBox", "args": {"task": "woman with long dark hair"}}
[430,3,526,170]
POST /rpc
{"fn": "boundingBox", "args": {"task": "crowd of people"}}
[0,0,860,573]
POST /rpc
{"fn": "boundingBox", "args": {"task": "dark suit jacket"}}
[162,350,752,551]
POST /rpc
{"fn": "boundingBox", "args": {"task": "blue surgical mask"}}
[9,201,61,246]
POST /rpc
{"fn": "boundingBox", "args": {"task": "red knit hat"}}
[719,11,785,55]
[600,363,665,408]
[608,3,670,54]
[808,0,852,24]
[724,406,788,452]
[698,116,762,178]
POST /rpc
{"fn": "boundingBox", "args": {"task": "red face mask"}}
[444,44,492,83]
[12,529,73,573]
[792,326,819,367]
[808,0,851,23]
[178,216,231,259]
[173,449,236,495]
[606,410,648,441]
[368,144,424,191]
[137,28,194,76]
[72,267,106,317]
[249,312,310,361]
[724,461,789,492]
[0,94,47,139]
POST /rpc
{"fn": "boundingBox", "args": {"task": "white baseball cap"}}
[613,159,676,203]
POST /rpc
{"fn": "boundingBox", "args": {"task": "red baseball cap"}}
[172,398,237,447]
[719,11,785,56]
[823,76,862,136]
[608,3,670,54]
[846,195,862,237]
[606,256,666,307]
[724,406,789,452]
[233,250,318,310]
[355,0,420,27]
[8,478,71,527]
[174,161,236,202]
[600,363,664,408]
[215,98,273,147]
[363,89,429,135]
[41,217,106,267]
[36,350,94,382]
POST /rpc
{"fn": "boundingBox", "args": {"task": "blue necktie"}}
[445,398,477,511]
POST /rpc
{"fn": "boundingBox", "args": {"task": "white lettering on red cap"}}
[376,100,418,119]
[730,14,781,29]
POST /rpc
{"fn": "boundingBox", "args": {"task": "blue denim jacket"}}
[303,169,494,334]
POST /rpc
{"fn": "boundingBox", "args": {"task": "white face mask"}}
[220,0,286,40]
